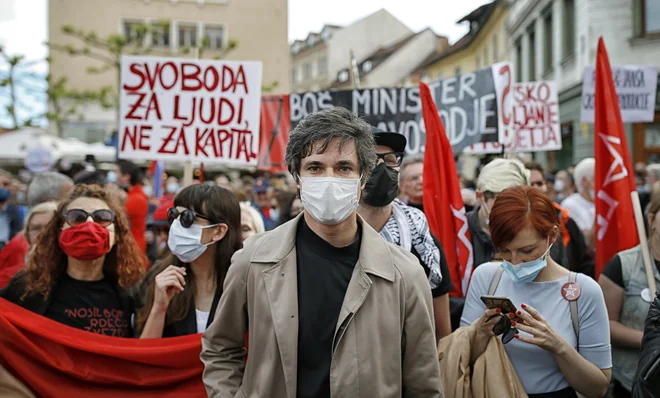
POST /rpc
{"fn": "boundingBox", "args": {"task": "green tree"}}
[0,45,45,129]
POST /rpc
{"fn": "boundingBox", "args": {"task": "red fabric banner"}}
[257,95,291,173]
[594,37,640,278]
[420,82,474,297]
[0,298,206,397]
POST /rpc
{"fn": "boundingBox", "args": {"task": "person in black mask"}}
[357,126,454,341]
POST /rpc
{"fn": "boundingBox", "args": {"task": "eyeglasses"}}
[64,209,115,227]
[167,207,211,228]
[490,314,518,344]
[376,152,404,167]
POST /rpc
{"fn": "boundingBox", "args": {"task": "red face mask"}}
[59,222,111,261]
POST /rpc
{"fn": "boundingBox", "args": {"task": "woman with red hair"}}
[461,186,611,398]
[0,185,144,337]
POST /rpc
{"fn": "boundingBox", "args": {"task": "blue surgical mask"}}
[106,171,117,184]
[0,188,10,203]
[270,208,280,221]
[501,241,553,284]
[166,182,180,194]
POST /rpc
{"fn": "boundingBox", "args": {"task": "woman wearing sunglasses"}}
[0,185,143,337]
[137,184,241,338]
[460,186,611,398]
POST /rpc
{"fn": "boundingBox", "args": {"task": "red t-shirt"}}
[125,185,149,261]
[0,233,29,288]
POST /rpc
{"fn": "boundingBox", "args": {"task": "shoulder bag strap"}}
[488,267,505,296]
[569,272,580,344]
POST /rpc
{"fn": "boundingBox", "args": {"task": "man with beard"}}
[357,126,454,340]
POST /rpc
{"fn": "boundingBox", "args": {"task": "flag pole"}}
[631,190,657,296]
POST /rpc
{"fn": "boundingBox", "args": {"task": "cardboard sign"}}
[581,65,658,123]
[464,80,561,154]
[118,56,263,166]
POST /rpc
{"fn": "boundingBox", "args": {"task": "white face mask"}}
[167,218,219,263]
[300,176,360,225]
[554,179,565,192]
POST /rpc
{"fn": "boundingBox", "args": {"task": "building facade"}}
[290,9,413,92]
[509,0,660,169]
[48,0,289,142]
[331,29,449,90]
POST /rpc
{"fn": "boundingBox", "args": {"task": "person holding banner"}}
[357,126,454,340]
[201,107,442,398]
[137,184,242,338]
[462,185,612,398]
[0,185,144,337]
[599,193,660,397]
[116,160,149,258]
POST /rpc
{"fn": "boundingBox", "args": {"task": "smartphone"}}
[480,295,518,314]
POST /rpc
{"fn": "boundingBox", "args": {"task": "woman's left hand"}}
[513,303,567,353]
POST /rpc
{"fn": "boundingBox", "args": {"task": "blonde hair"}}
[240,202,265,234]
[477,158,530,193]
[25,201,58,244]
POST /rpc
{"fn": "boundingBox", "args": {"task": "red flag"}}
[594,37,639,278]
[258,95,291,173]
[0,298,206,396]
[420,82,474,297]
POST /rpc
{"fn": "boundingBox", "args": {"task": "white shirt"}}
[195,309,210,334]
[561,193,595,231]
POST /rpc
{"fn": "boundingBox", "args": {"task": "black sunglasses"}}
[64,209,115,227]
[167,207,211,228]
[489,314,518,344]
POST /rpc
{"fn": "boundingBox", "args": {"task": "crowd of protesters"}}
[0,107,659,397]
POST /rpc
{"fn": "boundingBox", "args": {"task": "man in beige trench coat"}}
[201,107,443,398]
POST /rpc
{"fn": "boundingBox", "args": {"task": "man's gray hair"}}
[26,172,74,207]
[399,154,424,182]
[285,107,377,182]
[573,157,595,192]
[647,164,660,180]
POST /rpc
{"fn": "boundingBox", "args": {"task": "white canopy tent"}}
[0,128,117,166]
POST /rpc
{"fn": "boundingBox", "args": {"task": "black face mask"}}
[363,162,399,207]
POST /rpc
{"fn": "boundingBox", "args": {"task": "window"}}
[644,0,660,35]
[204,25,224,50]
[528,25,536,81]
[123,20,145,44]
[362,60,372,73]
[338,70,349,83]
[318,57,328,76]
[563,0,575,58]
[178,24,197,48]
[493,33,498,62]
[515,38,523,82]
[303,63,312,80]
[543,9,554,74]
[151,21,170,47]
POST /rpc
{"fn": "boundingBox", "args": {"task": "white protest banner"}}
[119,56,263,166]
[581,65,657,123]
[465,81,561,154]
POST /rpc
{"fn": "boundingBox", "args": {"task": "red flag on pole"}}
[420,82,474,297]
[594,37,640,278]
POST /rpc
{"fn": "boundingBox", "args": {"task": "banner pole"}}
[631,190,657,297]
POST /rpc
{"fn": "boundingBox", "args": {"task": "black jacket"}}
[632,293,660,397]
[0,272,137,336]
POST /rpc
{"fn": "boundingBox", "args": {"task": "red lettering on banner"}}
[158,126,189,155]
[498,64,512,125]
[121,125,152,151]
[125,92,162,120]
[123,62,249,93]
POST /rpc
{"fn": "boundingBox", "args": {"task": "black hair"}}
[117,160,142,186]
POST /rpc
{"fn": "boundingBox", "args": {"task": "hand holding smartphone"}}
[480,295,518,315]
